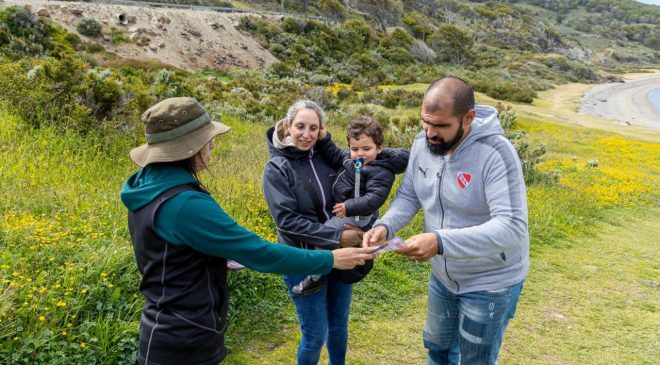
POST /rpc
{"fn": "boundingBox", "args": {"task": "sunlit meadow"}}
[1,102,658,362]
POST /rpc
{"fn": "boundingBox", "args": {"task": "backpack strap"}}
[148,183,206,228]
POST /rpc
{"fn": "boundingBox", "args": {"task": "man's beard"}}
[426,122,464,156]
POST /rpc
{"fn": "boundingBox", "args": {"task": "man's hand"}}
[340,225,363,247]
[396,233,439,262]
[362,225,387,248]
[332,203,347,218]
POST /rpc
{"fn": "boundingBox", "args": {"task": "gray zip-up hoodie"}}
[375,105,529,294]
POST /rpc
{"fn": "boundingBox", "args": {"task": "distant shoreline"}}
[580,75,660,130]
[648,88,660,114]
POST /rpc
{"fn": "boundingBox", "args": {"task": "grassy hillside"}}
[2,86,658,361]
[0,1,659,363]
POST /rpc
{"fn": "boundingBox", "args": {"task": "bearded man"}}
[363,76,529,365]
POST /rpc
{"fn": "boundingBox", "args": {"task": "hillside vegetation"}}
[0,0,658,363]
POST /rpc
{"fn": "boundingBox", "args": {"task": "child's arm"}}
[332,202,347,218]
[316,133,350,170]
[342,169,396,217]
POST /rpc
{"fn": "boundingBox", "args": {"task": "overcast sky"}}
[636,0,659,5]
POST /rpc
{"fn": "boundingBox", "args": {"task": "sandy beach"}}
[580,74,660,129]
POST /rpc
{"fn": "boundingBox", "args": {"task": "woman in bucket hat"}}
[120,97,375,365]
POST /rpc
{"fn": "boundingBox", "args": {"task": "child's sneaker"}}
[227,260,246,271]
[292,275,323,295]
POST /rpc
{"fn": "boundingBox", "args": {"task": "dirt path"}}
[224,210,660,364]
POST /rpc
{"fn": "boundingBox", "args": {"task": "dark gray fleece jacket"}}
[262,126,342,250]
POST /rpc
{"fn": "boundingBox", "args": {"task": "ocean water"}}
[649,88,660,114]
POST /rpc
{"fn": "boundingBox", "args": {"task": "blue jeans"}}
[283,270,353,365]
[424,273,523,365]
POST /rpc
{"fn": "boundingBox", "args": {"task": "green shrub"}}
[360,88,385,106]
[337,20,375,49]
[0,5,43,36]
[77,18,102,37]
[0,5,53,58]
[428,24,474,65]
[237,16,282,48]
[317,0,349,23]
[335,86,358,104]
[385,115,420,148]
[350,76,370,92]
[401,12,433,40]
[64,32,82,47]
[308,73,333,86]
[0,58,139,133]
[267,61,295,78]
[111,29,128,45]
[382,91,401,109]
[383,47,415,64]
[86,42,105,53]
[389,28,413,47]
[470,69,538,103]
[150,68,196,99]
[496,103,554,184]
[304,86,338,111]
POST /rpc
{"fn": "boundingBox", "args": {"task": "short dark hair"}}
[424,76,475,119]
[347,116,384,147]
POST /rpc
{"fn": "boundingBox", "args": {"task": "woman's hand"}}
[340,225,363,247]
[332,203,347,218]
[331,247,377,270]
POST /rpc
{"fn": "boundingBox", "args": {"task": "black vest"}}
[128,184,228,365]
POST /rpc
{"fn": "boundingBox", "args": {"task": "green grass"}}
[0,115,140,363]
[502,208,660,364]
[226,208,660,364]
[1,92,658,363]
[219,114,659,364]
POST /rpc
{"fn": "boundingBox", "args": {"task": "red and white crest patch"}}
[457,172,472,189]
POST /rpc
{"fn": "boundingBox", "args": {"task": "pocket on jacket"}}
[446,253,507,280]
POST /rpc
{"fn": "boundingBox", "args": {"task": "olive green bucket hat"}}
[130,97,230,167]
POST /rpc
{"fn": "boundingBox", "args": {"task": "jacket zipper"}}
[308,153,330,221]
[438,161,460,292]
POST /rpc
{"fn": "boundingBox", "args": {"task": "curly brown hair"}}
[346,116,384,147]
